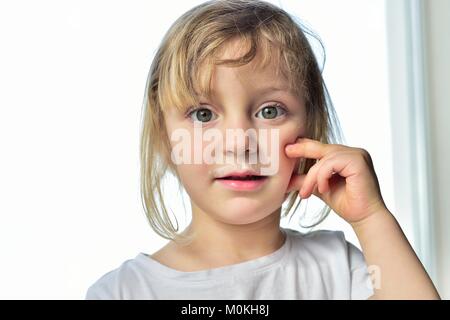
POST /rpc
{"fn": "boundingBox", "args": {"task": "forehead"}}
[195,38,293,98]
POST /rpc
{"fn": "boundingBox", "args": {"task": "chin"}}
[212,200,276,225]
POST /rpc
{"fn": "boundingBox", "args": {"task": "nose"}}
[222,113,258,160]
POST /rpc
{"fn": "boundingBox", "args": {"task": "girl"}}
[86,0,440,299]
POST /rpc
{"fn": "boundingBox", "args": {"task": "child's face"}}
[164,40,306,225]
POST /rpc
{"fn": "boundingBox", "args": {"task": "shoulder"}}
[283,227,374,299]
[285,228,348,255]
[85,255,142,300]
[284,228,366,269]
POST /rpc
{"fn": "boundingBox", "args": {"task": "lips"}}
[214,169,266,179]
[214,171,269,191]
[216,175,266,181]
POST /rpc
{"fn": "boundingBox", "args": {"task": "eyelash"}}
[185,103,288,123]
[255,103,287,119]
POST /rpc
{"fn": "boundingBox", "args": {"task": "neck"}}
[179,204,286,267]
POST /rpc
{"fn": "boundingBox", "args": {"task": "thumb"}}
[286,174,307,193]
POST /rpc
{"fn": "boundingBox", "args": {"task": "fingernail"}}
[299,187,304,195]
[286,145,294,151]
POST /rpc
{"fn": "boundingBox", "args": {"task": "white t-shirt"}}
[85,227,374,300]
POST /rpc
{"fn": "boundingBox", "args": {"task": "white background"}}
[0,0,404,299]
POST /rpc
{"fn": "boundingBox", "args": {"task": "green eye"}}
[256,104,286,119]
[188,108,216,123]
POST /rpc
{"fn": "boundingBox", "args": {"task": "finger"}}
[299,159,322,198]
[317,157,337,194]
[285,137,335,160]
[286,173,306,193]
[316,152,360,195]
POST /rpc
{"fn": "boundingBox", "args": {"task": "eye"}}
[255,103,287,120]
[187,107,217,123]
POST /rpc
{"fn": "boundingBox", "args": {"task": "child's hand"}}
[285,137,388,224]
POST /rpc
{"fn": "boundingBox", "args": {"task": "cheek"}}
[175,163,211,197]
[275,137,297,185]
[176,164,208,187]
[271,124,305,176]
[263,125,304,196]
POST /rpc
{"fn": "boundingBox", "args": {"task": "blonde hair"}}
[140,0,344,243]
